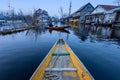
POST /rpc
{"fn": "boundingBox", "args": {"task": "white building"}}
[86,5,120,25]
[104,7,120,24]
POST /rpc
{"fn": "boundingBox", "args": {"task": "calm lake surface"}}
[0,24,120,80]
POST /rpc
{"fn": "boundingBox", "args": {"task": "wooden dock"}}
[0,26,37,35]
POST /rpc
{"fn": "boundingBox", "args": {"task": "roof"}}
[97,5,120,11]
[105,7,120,13]
[75,3,94,13]
[69,3,94,18]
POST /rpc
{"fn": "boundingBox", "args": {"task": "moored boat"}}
[45,26,70,30]
[30,38,94,80]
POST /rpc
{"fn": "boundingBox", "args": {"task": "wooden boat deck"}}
[43,44,80,80]
[30,38,94,80]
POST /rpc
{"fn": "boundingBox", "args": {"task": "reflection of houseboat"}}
[112,24,120,28]
[73,25,120,42]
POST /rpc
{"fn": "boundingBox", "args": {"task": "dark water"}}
[0,25,120,80]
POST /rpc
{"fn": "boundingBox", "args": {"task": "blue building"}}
[70,3,94,23]
[0,14,6,25]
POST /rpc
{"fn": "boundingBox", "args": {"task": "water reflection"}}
[25,26,46,40]
[25,25,70,40]
[72,24,120,45]
[0,23,120,80]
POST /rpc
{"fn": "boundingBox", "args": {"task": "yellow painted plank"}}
[30,38,94,80]
[65,43,94,80]
[30,44,57,80]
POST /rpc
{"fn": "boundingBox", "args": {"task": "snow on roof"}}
[105,7,120,14]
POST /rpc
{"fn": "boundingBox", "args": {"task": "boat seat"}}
[57,41,64,44]
[45,68,77,72]
[52,52,69,56]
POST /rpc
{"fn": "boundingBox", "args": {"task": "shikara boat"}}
[45,26,70,30]
[30,38,94,80]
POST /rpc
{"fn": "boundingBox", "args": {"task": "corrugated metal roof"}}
[105,7,120,13]
[98,5,120,11]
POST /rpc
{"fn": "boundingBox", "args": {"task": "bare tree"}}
[58,6,69,18]
[59,6,64,19]
[11,8,15,22]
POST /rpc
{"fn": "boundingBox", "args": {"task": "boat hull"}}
[30,38,94,80]
[45,26,70,30]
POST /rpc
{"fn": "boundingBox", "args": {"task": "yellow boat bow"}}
[30,38,94,80]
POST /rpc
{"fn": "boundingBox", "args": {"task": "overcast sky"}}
[0,0,117,16]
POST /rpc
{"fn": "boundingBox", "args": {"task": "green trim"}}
[52,52,69,56]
